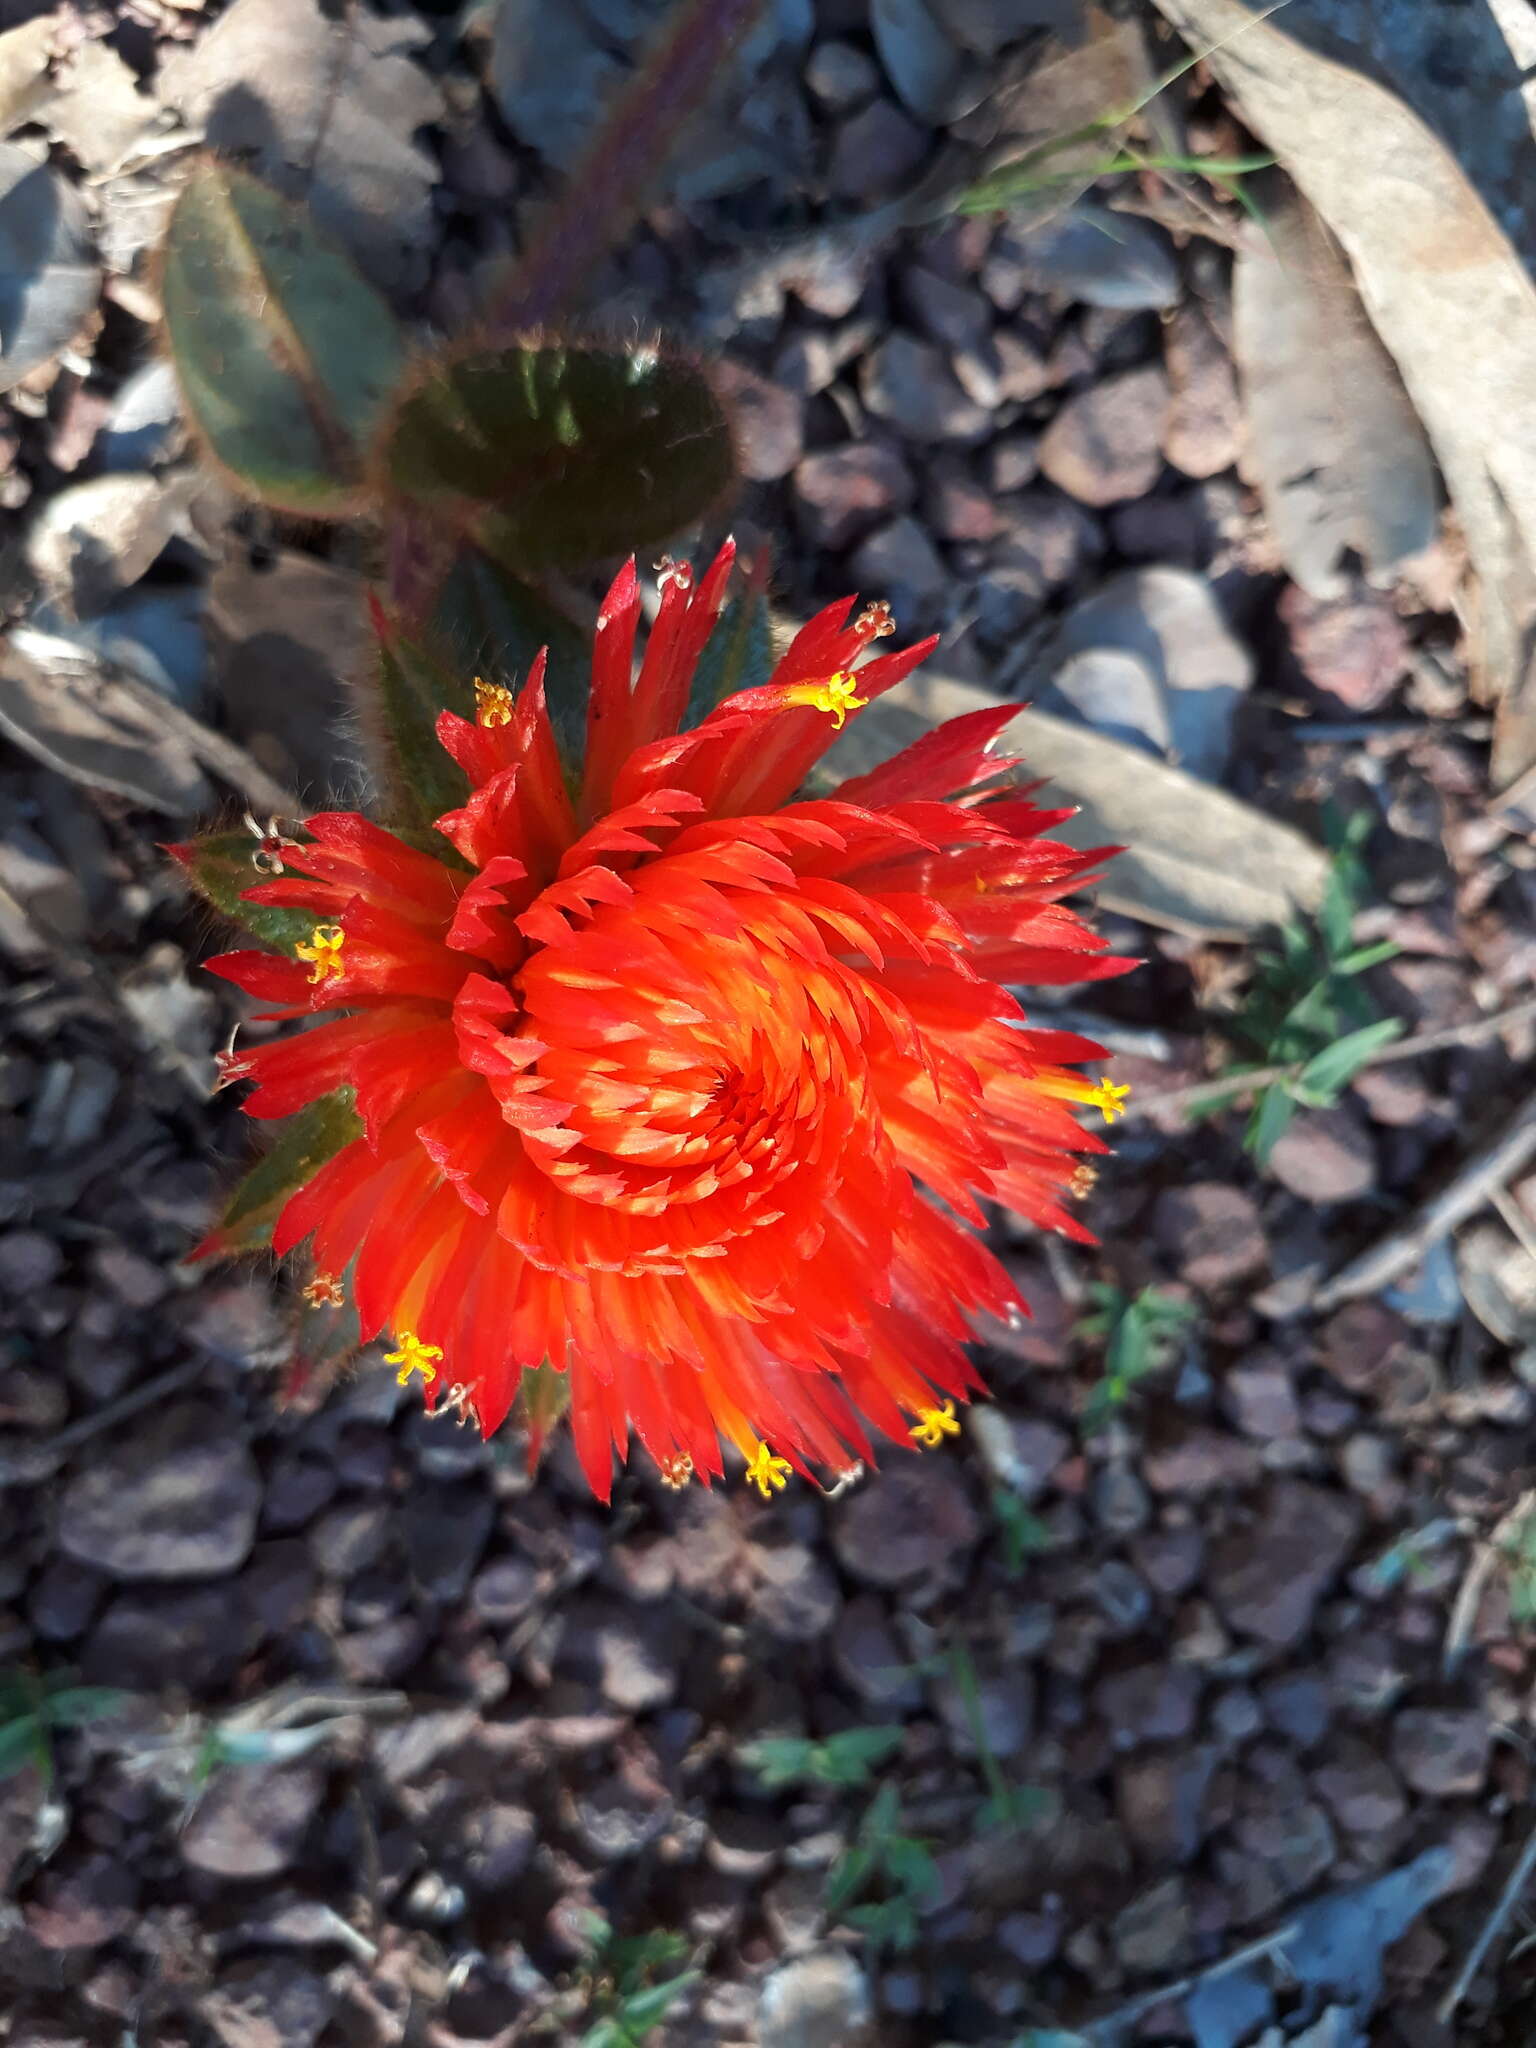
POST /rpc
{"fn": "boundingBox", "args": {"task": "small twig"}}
[1437,1808,1536,2022]
[34,1355,207,1456]
[1126,994,1536,1124]
[1084,1917,1302,2039]
[1444,1487,1536,1679]
[1314,1091,1536,1310]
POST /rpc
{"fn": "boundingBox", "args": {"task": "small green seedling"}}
[1076,1283,1195,1431]
[0,1670,125,1789]
[575,1912,698,2048]
[1205,810,1403,1165]
[1503,1509,1536,1630]
[991,1489,1054,1577]
[740,1725,905,1791]
[948,1645,1050,1835]
[824,1780,943,1954]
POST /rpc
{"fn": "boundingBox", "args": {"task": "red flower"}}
[195,546,1129,1499]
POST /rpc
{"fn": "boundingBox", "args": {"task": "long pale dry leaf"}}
[1151,0,1536,798]
[1233,183,1438,598]
[834,669,1329,939]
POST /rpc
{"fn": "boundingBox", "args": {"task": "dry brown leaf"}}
[1151,0,1536,797]
[158,0,443,292]
[46,42,160,177]
[0,630,211,814]
[1233,184,1438,599]
[833,668,1329,939]
[0,13,57,138]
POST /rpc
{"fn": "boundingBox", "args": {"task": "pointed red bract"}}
[200,546,1128,1498]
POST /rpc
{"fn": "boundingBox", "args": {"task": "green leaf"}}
[171,830,315,952]
[40,1686,127,1728]
[611,1973,699,2035]
[1246,1080,1298,1166]
[209,1091,363,1256]
[0,1718,42,1781]
[430,550,590,772]
[1293,1016,1405,1105]
[519,1360,572,1468]
[371,629,474,841]
[161,162,406,516]
[820,1726,905,1783]
[378,341,736,575]
[684,569,775,730]
[823,1844,876,1915]
[1332,938,1400,977]
[738,1735,815,1789]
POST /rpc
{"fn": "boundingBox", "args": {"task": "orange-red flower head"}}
[198,545,1129,1499]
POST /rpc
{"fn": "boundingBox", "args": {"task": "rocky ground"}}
[3,2,1536,2045]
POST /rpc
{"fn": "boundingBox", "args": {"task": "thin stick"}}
[1436,1809,1536,2022]
[1126,994,1536,1124]
[1444,1487,1536,1680]
[1085,1917,1301,2039]
[104,667,300,820]
[1314,1092,1536,1311]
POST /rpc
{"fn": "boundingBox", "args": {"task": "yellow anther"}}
[744,1440,793,1498]
[909,1400,962,1449]
[1070,1162,1099,1198]
[303,1272,344,1309]
[1037,1071,1131,1126]
[385,1331,443,1386]
[657,1451,694,1490]
[785,670,867,730]
[295,923,345,984]
[1090,1078,1131,1125]
[474,676,515,728]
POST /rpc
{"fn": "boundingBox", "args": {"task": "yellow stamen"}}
[1070,1162,1099,1198]
[785,670,867,730]
[474,676,514,728]
[853,600,896,640]
[657,1451,694,1490]
[385,1331,443,1387]
[295,923,345,984]
[909,1400,962,1448]
[1037,1072,1131,1126]
[303,1272,344,1309]
[744,1440,793,1498]
[1090,1078,1130,1124]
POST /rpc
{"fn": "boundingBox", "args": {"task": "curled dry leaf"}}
[1151,0,1536,798]
[0,629,212,815]
[834,666,1328,939]
[158,0,444,292]
[0,140,99,391]
[1232,181,1437,601]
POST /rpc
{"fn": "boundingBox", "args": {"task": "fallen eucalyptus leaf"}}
[0,628,212,814]
[1150,0,1536,795]
[835,667,1328,938]
[45,41,159,176]
[158,0,443,292]
[0,14,57,138]
[1232,182,1437,600]
[0,140,99,390]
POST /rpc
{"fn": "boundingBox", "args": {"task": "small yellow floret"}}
[785,670,866,730]
[474,676,515,728]
[1090,1078,1131,1124]
[909,1400,962,1448]
[385,1331,443,1386]
[302,1272,344,1308]
[744,1440,793,1497]
[295,923,345,984]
